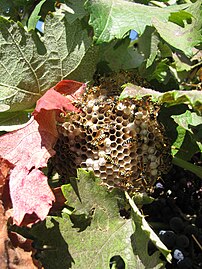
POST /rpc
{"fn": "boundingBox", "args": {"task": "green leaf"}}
[99,38,144,71]
[138,27,160,69]
[169,10,193,27]
[171,125,200,160]
[125,191,172,263]
[61,0,87,24]
[27,0,47,31]
[85,0,189,44]
[148,59,170,83]
[158,90,202,113]
[172,110,202,133]
[0,111,31,131]
[0,12,94,112]
[172,52,194,72]
[119,84,202,113]
[153,18,201,57]
[33,169,164,269]
[171,111,202,158]
[119,83,162,102]
[172,156,202,179]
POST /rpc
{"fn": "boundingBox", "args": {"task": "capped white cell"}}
[127,123,135,131]
[149,161,158,169]
[93,105,99,112]
[104,138,111,147]
[148,147,155,154]
[135,111,143,119]
[140,122,148,129]
[86,158,94,167]
[148,154,157,162]
[93,160,100,170]
[98,150,106,157]
[87,100,95,108]
[150,169,158,176]
[140,129,148,136]
[98,157,106,166]
[123,107,131,115]
[87,167,94,171]
[142,144,149,151]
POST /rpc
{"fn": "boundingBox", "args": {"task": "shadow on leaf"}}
[70,211,94,232]
[30,218,74,269]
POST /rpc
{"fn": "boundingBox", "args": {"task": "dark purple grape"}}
[184,224,199,237]
[169,217,184,233]
[159,230,176,249]
[177,257,192,269]
[195,214,202,228]
[161,206,174,222]
[176,235,189,249]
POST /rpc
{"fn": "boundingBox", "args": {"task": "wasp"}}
[123,137,136,147]
[119,170,133,178]
[102,154,120,168]
[98,103,113,114]
[136,172,148,188]
[85,86,100,95]
[91,127,109,147]
[72,99,86,110]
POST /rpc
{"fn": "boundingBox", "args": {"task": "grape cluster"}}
[144,163,202,268]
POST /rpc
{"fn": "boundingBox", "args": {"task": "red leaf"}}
[0,80,86,226]
[54,79,83,94]
[33,80,86,136]
[0,118,56,225]
[0,118,55,170]
[10,167,55,226]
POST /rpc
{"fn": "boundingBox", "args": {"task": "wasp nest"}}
[54,86,171,192]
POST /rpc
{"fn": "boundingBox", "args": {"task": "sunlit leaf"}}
[41,169,165,269]
[85,0,189,44]
[27,0,46,31]
[0,11,93,112]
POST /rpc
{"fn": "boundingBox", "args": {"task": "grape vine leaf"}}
[27,0,47,31]
[138,26,160,69]
[29,169,165,269]
[85,0,189,44]
[99,38,144,71]
[171,111,202,159]
[125,192,172,263]
[0,111,31,132]
[120,84,202,113]
[0,9,94,112]
[154,0,202,57]
[60,0,88,24]
[152,17,201,57]
[158,90,202,112]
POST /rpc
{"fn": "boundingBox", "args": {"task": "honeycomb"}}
[54,85,171,193]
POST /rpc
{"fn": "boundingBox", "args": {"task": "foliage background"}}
[0,0,202,268]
